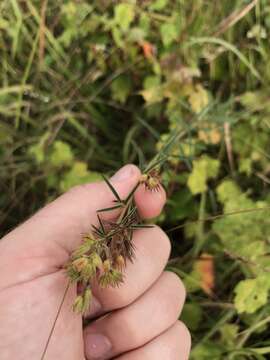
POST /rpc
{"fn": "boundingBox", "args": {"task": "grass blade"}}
[102,175,122,203]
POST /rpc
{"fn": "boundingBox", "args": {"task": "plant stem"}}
[40,282,70,360]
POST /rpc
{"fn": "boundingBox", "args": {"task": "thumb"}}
[0,164,166,290]
[0,165,141,289]
[1,165,141,256]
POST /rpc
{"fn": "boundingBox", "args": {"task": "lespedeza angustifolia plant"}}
[63,129,181,314]
[65,170,162,314]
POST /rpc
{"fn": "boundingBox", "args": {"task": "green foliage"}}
[181,303,203,331]
[111,75,132,104]
[191,342,223,360]
[49,141,74,168]
[188,156,219,195]
[1,0,270,357]
[60,162,102,192]
[160,22,179,47]
[213,180,270,262]
[114,3,135,32]
[234,275,270,314]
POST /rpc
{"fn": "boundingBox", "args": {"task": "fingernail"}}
[85,333,112,359]
[110,164,135,182]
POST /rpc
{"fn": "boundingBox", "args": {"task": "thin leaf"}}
[124,182,140,204]
[167,206,270,233]
[187,37,262,81]
[92,224,104,237]
[102,174,122,202]
[97,214,105,234]
[131,224,154,229]
[97,204,123,212]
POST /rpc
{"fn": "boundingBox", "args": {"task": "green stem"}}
[193,309,235,350]
[237,314,270,348]
[250,346,270,355]
[193,191,206,257]
[15,30,39,129]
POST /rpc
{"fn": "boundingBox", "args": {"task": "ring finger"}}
[84,271,186,359]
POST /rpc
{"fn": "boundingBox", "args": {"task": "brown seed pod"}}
[114,255,125,270]
[140,169,162,192]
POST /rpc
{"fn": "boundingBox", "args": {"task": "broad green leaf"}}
[112,27,124,47]
[0,123,12,144]
[168,188,197,222]
[128,27,145,42]
[139,13,150,34]
[143,75,161,89]
[29,143,45,164]
[239,91,270,113]
[191,342,223,360]
[150,0,168,11]
[181,303,203,331]
[234,275,270,314]
[187,156,219,195]
[219,324,239,348]
[49,140,74,168]
[60,161,102,192]
[160,22,179,47]
[239,158,253,175]
[111,75,132,104]
[216,180,242,204]
[28,133,50,164]
[114,3,135,32]
[183,268,201,293]
[187,84,209,113]
[141,76,163,104]
[213,179,270,264]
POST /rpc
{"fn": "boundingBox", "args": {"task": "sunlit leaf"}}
[60,162,102,192]
[188,156,219,195]
[234,275,270,314]
[114,3,135,32]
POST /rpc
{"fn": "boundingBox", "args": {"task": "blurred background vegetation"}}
[1,0,270,358]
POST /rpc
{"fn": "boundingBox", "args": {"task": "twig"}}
[167,206,270,233]
[200,301,235,309]
[40,282,70,360]
[213,0,258,37]
[39,0,48,69]
[224,122,235,175]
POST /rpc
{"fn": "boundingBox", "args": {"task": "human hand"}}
[0,165,191,360]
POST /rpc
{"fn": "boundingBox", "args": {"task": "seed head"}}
[72,256,89,272]
[73,295,84,313]
[103,259,111,272]
[91,252,103,269]
[99,268,124,288]
[140,169,161,192]
[115,255,125,270]
[82,288,92,313]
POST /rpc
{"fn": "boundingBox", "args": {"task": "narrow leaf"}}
[97,204,123,212]
[125,182,140,204]
[97,214,105,234]
[102,174,122,202]
[131,224,154,229]
[92,224,104,237]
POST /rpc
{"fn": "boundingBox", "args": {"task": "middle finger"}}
[84,271,186,359]
[87,226,171,317]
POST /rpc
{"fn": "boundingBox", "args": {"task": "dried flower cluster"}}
[65,171,161,313]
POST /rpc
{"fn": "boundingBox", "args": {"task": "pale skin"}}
[0,164,191,360]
